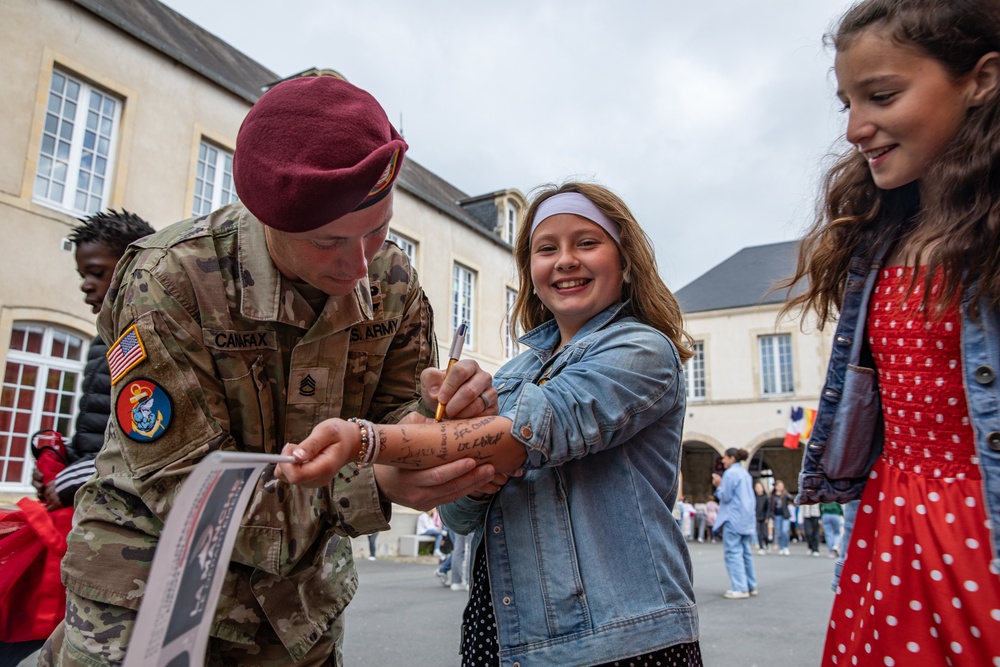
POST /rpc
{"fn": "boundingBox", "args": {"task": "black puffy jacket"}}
[68,335,111,462]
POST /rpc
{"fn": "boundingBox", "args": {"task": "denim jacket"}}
[797,246,1000,571]
[440,302,698,667]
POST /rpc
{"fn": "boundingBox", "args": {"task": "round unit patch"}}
[116,379,172,442]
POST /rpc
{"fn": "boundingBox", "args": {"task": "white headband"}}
[529,192,621,245]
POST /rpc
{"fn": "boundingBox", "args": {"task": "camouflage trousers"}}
[39,591,344,666]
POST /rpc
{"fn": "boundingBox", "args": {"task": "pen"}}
[435,321,468,421]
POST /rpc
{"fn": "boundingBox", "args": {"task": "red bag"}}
[0,499,73,641]
[30,430,70,485]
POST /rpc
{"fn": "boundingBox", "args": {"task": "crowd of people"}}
[2,0,999,665]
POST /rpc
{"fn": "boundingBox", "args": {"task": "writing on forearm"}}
[457,431,503,451]
[390,445,438,468]
[438,424,448,461]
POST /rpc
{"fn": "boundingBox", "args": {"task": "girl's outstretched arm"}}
[275,415,526,488]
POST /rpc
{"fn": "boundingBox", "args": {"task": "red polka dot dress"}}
[822,266,1000,667]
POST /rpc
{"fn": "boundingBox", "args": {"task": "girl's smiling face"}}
[530,214,623,344]
[835,28,980,190]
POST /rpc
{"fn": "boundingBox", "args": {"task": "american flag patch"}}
[107,324,147,385]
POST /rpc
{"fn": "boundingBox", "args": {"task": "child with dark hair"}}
[32,209,154,510]
[787,0,1000,663]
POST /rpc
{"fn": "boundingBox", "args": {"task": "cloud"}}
[161,0,856,287]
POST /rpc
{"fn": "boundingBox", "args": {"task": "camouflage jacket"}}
[61,202,437,660]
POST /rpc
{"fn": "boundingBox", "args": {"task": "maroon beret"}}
[233,76,407,232]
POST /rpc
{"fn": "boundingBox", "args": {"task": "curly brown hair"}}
[780,0,1000,326]
[510,181,694,362]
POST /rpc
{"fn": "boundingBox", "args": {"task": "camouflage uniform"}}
[43,202,437,666]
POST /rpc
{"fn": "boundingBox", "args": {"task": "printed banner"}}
[123,451,293,667]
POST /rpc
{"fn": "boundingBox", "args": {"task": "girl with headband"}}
[279,181,702,665]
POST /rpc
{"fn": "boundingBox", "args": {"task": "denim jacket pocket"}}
[820,363,883,479]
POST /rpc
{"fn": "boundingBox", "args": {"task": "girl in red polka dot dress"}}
[781,0,1000,665]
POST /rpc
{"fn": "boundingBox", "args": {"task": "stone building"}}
[0,0,521,496]
[676,241,834,501]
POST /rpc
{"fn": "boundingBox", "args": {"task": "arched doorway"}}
[681,439,721,503]
[749,437,805,494]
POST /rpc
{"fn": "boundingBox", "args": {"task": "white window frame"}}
[0,324,88,490]
[452,263,476,351]
[504,287,519,360]
[504,201,519,245]
[192,140,238,216]
[685,340,706,400]
[34,69,122,216]
[387,230,417,266]
[759,333,794,395]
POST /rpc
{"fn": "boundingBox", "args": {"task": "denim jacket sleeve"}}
[438,494,492,536]
[506,323,684,469]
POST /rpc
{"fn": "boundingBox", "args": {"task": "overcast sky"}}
[159,0,856,289]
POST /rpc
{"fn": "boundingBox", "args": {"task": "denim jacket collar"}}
[519,301,630,359]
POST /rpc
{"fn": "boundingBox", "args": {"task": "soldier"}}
[42,76,497,666]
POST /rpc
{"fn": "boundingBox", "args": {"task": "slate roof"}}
[675,240,806,313]
[396,160,508,246]
[71,0,278,103]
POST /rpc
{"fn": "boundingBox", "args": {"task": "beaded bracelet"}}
[337,417,367,482]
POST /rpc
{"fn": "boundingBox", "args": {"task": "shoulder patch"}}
[107,324,148,385]
[115,379,172,442]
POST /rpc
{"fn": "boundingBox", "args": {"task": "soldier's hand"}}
[420,360,497,420]
[276,418,360,487]
[374,459,496,511]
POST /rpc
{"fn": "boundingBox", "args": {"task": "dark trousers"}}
[804,516,821,553]
[755,519,770,548]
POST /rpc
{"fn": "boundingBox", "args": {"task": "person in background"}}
[693,497,709,543]
[4,212,154,667]
[831,499,860,589]
[31,210,154,512]
[770,479,793,556]
[800,500,822,557]
[416,507,446,558]
[705,495,719,543]
[753,480,772,555]
[712,448,757,599]
[788,0,1000,662]
[820,502,844,558]
[281,181,703,665]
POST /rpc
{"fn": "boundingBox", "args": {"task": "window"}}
[34,69,121,215]
[759,334,794,395]
[0,324,88,488]
[504,201,519,245]
[387,231,417,265]
[452,264,476,350]
[504,288,519,360]
[192,141,238,216]
[685,341,706,400]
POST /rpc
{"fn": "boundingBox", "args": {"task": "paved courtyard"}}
[344,539,836,666]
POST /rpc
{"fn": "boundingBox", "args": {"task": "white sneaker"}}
[723,590,750,600]
[433,549,444,558]
[451,582,469,591]
[435,570,449,586]
[749,589,759,596]
[781,548,791,556]
[757,548,766,555]
[367,556,376,561]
